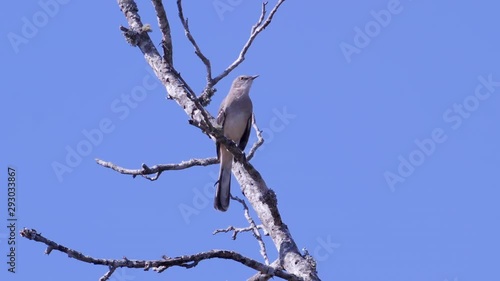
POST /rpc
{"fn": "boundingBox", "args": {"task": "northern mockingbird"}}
[214,75,259,211]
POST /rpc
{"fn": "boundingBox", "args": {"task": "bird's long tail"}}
[214,149,232,211]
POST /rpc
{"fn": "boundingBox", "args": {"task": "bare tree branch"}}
[214,195,270,264]
[95,157,218,181]
[94,111,264,181]
[213,0,285,84]
[94,113,267,182]
[197,1,286,106]
[95,114,264,180]
[176,0,212,87]
[248,259,283,281]
[174,69,198,98]
[213,224,266,239]
[176,0,219,107]
[233,195,270,264]
[151,0,173,64]
[99,266,117,281]
[20,228,299,281]
[247,114,265,161]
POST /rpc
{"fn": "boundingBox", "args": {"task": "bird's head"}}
[231,75,259,89]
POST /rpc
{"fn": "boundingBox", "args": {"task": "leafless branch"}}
[95,157,218,181]
[99,266,117,281]
[248,259,284,281]
[214,195,270,264]
[176,0,217,107]
[151,0,173,64]
[117,0,191,140]
[247,114,265,161]
[212,0,285,85]
[253,1,268,33]
[174,68,198,98]
[95,116,262,182]
[233,195,270,264]
[197,0,286,106]
[176,0,212,86]
[20,228,298,280]
[213,224,266,239]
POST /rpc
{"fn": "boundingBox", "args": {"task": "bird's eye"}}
[240,77,246,80]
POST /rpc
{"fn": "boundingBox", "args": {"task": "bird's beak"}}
[251,75,259,80]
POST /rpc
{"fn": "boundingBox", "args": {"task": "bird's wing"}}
[216,104,226,160]
[238,114,252,151]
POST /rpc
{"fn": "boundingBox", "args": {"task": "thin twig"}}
[231,196,270,264]
[198,0,286,106]
[176,0,216,107]
[212,0,285,86]
[95,157,218,181]
[213,224,266,240]
[177,0,212,85]
[247,114,265,161]
[20,228,298,280]
[253,1,268,34]
[99,266,117,281]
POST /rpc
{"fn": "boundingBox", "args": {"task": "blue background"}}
[1,0,499,280]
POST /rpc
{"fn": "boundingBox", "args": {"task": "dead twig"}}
[20,228,298,280]
[95,157,218,181]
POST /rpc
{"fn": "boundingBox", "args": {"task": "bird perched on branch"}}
[214,75,259,212]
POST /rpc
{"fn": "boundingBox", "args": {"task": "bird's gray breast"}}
[223,97,253,142]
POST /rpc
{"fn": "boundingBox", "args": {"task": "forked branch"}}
[204,1,286,99]
[95,157,218,181]
[95,115,263,181]
[175,0,287,106]
[20,228,299,281]
[214,195,270,264]
[177,0,212,88]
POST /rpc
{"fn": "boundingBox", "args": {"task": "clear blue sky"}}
[1,0,499,280]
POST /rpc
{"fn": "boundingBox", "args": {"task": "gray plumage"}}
[214,75,258,211]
